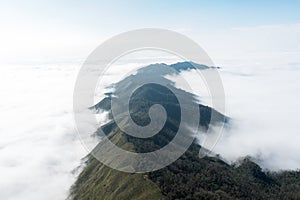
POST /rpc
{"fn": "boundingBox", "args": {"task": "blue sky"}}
[3,0,300,30]
[0,1,300,64]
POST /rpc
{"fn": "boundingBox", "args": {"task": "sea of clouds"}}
[1,51,300,200]
[0,64,87,200]
[168,62,300,170]
[0,53,180,200]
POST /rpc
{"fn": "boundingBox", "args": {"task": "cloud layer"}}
[0,64,86,200]
[1,47,299,200]
[0,50,183,200]
[168,64,300,170]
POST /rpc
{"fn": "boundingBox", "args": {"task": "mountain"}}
[69,62,300,200]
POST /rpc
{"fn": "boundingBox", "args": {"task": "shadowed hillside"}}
[70,62,300,200]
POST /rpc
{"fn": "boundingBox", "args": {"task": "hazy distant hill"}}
[70,62,300,200]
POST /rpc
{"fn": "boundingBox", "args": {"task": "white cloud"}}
[215,65,300,170]
[0,64,87,200]
[169,64,300,171]
[1,19,300,200]
[167,24,300,170]
[0,50,182,200]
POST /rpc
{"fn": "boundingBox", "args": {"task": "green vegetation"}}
[70,134,300,199]
[70,131,165,200]
[71,63,300,200]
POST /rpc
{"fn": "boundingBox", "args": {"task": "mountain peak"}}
[137,61,212,75]
[70,61,300,200]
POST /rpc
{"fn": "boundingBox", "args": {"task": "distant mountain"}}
[70,62,300,200]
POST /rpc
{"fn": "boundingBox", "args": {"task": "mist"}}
[167,63,300,170]
[1,57,299,200]
[0,64,86,200]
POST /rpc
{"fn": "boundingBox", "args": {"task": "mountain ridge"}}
[70,62,300,200]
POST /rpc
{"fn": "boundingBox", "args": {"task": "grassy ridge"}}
[69,130,166,200]
[70,63,300,199]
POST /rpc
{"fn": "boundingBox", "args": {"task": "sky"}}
[1,0,300,64]
[0,1,300,200]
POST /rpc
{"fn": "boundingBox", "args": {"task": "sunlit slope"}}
[70,62,300,200]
